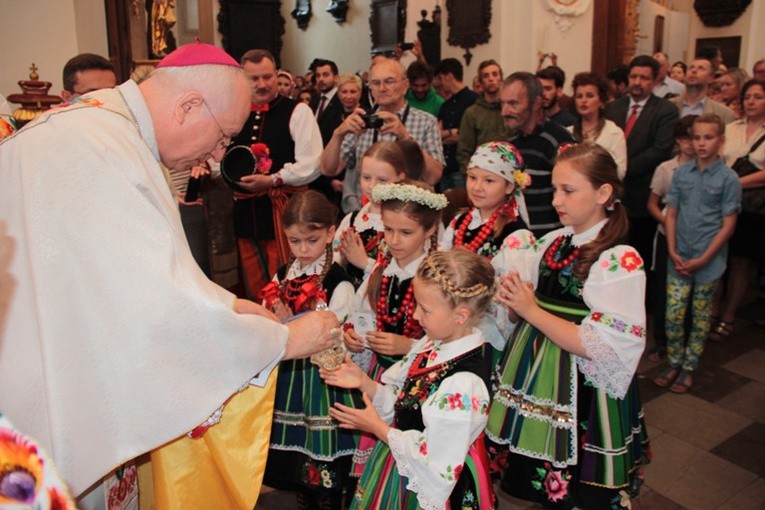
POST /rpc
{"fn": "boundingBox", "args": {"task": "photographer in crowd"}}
[320,57,444,212]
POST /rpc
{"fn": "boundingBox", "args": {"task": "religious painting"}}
[369,0,407,56]
[696,36,742,67]
[445,0,491,65]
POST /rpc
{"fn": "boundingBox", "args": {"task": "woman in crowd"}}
[670,61,687,83]
[711,79,765,340]
[336,73,363,119]
[277,70,296,99]
[568,72,627,179]
[718,68,750,119]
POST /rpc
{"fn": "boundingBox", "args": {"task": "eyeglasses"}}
[201,98,232,150]
[368,78,402,89]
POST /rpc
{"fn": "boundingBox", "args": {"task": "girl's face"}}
[360,157,405,206]
[677,135,695,159]
[277,76,293,97]
[298,92,312,104]
[718,74,740,102]
[381,209,435,267]
[412,277,472,342]
[466,167,514,214]
[551,160,610,234]
[338,82,362,111]
[743,84,765,120]
[670,65,685,83]
[574,84,603,118]
[284,224,335,266]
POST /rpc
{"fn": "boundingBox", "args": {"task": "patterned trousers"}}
[665,272,718,371]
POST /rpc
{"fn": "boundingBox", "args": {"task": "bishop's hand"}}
[283,311,341,360]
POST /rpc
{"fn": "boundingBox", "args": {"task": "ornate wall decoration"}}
[694,0,752,27]
[327,0,349,23]
[445,0,491,66]
[369,0,407,56]
[218,0,285,65]
[291,0,312,30]
[543,0,591,33]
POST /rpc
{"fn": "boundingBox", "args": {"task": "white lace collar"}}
[285,255,327,280]
[563,218,608,247]
[419,328,484,366]
[352,203,383,231]
[382,252,427,279]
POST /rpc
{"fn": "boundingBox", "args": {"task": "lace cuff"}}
[577,323,632,399]
[387,429,444,510]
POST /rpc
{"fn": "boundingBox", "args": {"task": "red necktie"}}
[317,95,327,118]
[623,104,640,138]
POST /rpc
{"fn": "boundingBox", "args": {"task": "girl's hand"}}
[319,353,364,388]
[329,393,390,440]
[271,299,293,322]
[669,251,686,272]
[366,331,413,356]
[340,229,368,269]
[344,328,366,352]
[681,257,704,276]
[497,272,537,319]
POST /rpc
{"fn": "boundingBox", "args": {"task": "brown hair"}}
[555,144,628,281]
[362,141,408,178]
[693,113,725,137]
[240,49,276,66]
[416,248,496,320]
[282,190,337,282]
[570,72,610,142]
[366,179,442,308]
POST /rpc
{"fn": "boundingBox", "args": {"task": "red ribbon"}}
[251,103,270,113]
[294,281,327,312]
[259,281,281,308]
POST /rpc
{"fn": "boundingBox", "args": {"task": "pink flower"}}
[504,236,521,249]
[591,312,602,322]
[419,441,428,456]
[453,464,463,480]
[601,259,610,268]
[447,393,463,410]
[471,396,481,411]
[543,470,569,502]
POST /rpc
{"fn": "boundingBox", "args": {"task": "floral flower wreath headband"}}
[468,141,531,190]
[372,183,449,211]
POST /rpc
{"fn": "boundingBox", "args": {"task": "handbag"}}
[731,133,765,214]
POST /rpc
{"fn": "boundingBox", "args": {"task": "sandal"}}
[647,347,664,363]
[653,366,680,388]
[669,370,693,394]
[709,320,734,342]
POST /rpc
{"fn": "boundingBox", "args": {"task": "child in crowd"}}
[488,144,650,509]
[343,181,446,477]
[260,190,361,510]
[442,141,531,379]
[335,141,408,289]
[646,115,697,361]
[321,249,497,509]
[442,141,530,258]
[653,114,741,393]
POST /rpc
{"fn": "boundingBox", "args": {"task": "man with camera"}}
[320,57,444,212]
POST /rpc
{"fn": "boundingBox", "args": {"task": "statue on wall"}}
[292,0,312,30]
[694,0,752,27]
[327,0,349,23]
[148,0,177,58]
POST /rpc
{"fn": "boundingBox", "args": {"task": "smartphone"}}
[400,42,415,51]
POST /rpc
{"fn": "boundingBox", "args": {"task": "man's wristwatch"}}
[271,174,284,187]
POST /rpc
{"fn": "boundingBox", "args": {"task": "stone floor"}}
[257,297,765,510]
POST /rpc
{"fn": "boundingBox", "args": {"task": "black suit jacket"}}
[310,92,344,146]
[605,94,679,217]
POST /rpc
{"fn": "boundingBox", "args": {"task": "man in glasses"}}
[60,53,117,102]
[0,41,338,509]
[320,57,445,212]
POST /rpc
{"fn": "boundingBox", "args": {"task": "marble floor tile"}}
[689,364,753,403]
[643,393,752,450]
[716,477,765,510]
[661,448,758,510]
[716,380,765,424]
[643,432,703,494]
[631,486,687,509]
[723,349,765,384]
[711,422,765,478]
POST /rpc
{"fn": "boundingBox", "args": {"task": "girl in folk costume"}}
[334,141,408,289]
[487,145,650,510]
[441,141,531,378]
[321,249,498,509]
[260,190,361,510]
[442,141,530,259]
[343,181,446,477]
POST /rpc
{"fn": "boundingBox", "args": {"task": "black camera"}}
[400,42,415,51]
[361,113,384,129]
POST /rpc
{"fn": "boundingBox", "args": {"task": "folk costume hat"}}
[156,41,239,68]
[467,141,531,227]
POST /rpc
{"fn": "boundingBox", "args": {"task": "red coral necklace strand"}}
[375,256,420,337]
[543,235,580,270]
[454,201,518,254]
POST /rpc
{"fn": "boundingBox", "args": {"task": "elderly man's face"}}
[243,58,278,104]
[501,80,535,132]
[369,60,407,110]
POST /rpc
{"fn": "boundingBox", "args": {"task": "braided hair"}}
[416,248,496,319]
[282,189,338,283]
